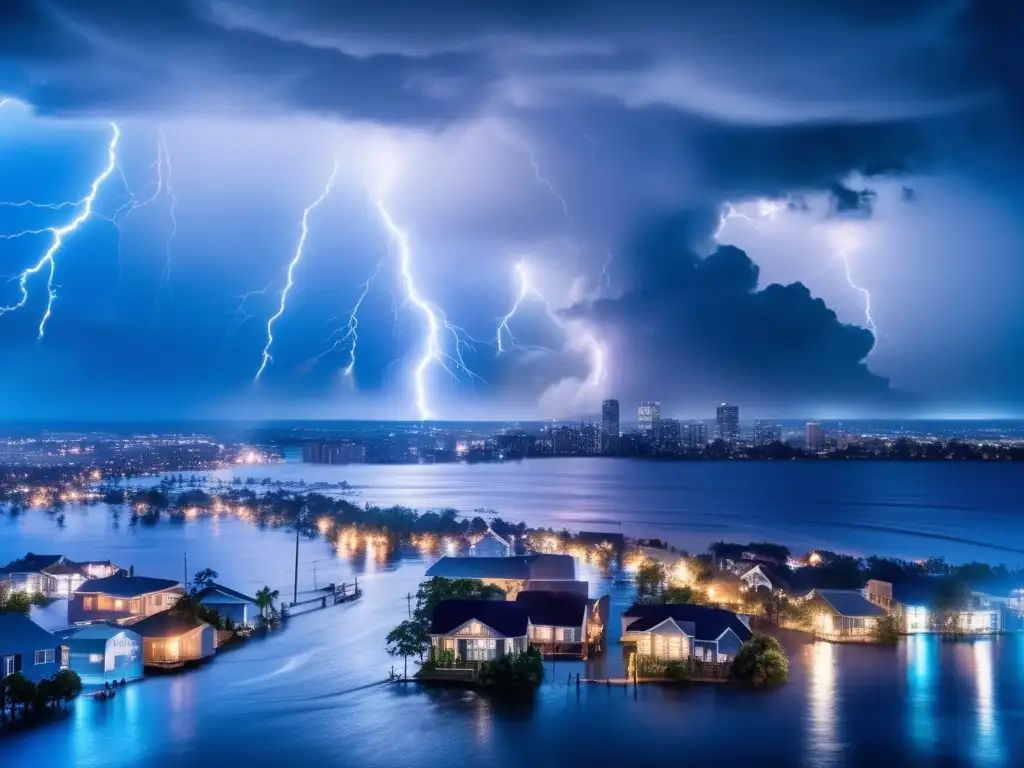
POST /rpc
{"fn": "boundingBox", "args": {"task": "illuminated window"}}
[535,626,553,642]
[130,599,141,613]
[88,654,104,664]
[83,597,94,610]
[561,628,574,643]
[470,622,481,635]
[114,599,124,611]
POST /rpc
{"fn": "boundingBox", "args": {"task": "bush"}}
[731,632,789,686]
[874,613,902,644]
[478,647,544,691]
[664,660,693,681]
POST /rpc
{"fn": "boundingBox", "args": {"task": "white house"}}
[621,604,753,663]
[470,528,511,557]
[195,582,261,626]
[429,600,530,662]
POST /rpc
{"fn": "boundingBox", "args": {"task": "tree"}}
[732,633,789,686]
[933,578,971,634]
[255,586,280,620]
[413,578,504,621]
[1,591,32,615]
[478,647,544,691]
[3,672,36,718]
[874,612,902,643]
[52,669,82,706]
[662,585,695,605]
[386,619,429,679]
[191,568,219,594]
[636,561,667,597]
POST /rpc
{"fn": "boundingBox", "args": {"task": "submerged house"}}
[0,613,68,683]
[621,604,752,663]
[69,574,184,625]
[0,554,123,598]
[866,579,1002,635]
[515,591,592,658]
[58,625,144,685]
[469,529,512,558]
[429,600,530,662]
[194,583,261,626]
[425,554,579,599]
[131,610,217,668]
[805,589,887,640]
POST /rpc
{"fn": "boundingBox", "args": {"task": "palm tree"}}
[255,586,280,620]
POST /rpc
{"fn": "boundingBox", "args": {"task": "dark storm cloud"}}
[566,213,895,413]
[827,183,877,220]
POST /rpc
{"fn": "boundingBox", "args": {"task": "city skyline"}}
[1,3,1022,422]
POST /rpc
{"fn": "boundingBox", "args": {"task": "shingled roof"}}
[430,600,529,637]
[623,603,753,642]
[425,554,575,581]
[515,591,589,628]
[0,553,64,575]
[75,574,182,597]
[131,609,209,637]
[814,590,886,617]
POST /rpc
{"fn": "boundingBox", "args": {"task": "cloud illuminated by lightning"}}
[372,195,484,420]
[254,157,339,381]
[0,122,120,337]
[713,199,786,240]
[313,261,382,377]
[496,259,607,394]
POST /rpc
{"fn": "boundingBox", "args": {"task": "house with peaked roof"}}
[57,625,144,686]
[865,579,1002,635]
[805,589,887,640]
[621,604,753,663]
[69,574,184,625]
[1,553,65,596]
[470,528,511,557]
[429,600,530,662]
[739,563,789,593]
[195,582,261,626]
[131,610,217,668]
[425,554,576,599]
[515,591,592,658]
[0,613,68,683]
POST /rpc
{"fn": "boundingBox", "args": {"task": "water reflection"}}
[906,634,936,754]
[806,641,840,767]
[973,640,1003,766]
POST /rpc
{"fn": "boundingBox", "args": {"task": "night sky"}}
[0,1,1021,421]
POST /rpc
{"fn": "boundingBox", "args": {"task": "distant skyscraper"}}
[805,422,824,451]
[716,403,740,442]
[686,422,708,447]
[601,399,620,452]
[659,419,681,452]
[753,420,782,446]
[638,401,661,440]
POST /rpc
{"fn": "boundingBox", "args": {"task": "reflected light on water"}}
[472,695,493,745]
[973,640,1003,766]
[906,634,936,753]
[806,641,840,767]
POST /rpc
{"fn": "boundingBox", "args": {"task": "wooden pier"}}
[287,579,362,617]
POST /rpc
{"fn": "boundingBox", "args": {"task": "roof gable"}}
[430,599,529,637]
[622,603,753,642]
[815,590,886,617]
[195,583,257,604]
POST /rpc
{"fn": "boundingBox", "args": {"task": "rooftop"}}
[430,600,529,637]
[814,589,887,617]
[425,554,575,582]
[131,609,209,637]
[194,583,257,604]
[75,574,182,597]
[515,591,590,628]
[0,553,64,576]
[623,603,753,642]
[0,612,57,651]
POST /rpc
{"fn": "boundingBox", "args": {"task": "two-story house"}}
[69,574,184,625]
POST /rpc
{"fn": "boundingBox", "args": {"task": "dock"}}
[287,579,362,617]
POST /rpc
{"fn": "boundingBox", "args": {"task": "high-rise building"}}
[686,422,708,447]
[638,401,661,441]
[659,419,681,452]
[805,422,824,451]
[753,420,782,446]
[716,403,740,442]
[601,399,620,452]
[580,421,601,455]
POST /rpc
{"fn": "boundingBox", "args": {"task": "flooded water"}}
[3,459,1024,766]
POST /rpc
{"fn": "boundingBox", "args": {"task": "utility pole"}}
[406,592,413,618]
[293,507,303,606]
[183,553,188,592]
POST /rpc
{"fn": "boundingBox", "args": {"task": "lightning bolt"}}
[372,195,483,420]
[496,261,542,353]
[598,251,614,294]
[714,199,785,241]
[255,157,339,381]
[157,129,178,296]
[115,135,165,225]
[528,149,572,225]
[314,261,382,376]
[0,122,120,337]
[833,227,879,344]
